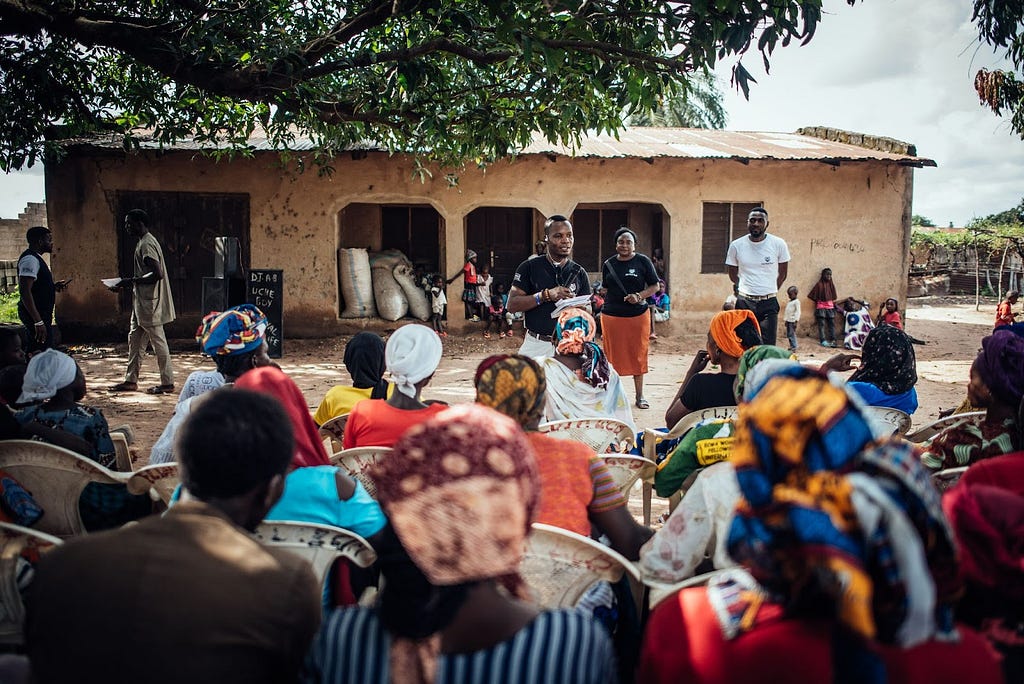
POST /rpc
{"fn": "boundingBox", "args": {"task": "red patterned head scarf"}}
[234,366,330,469]
[554,307,609,387]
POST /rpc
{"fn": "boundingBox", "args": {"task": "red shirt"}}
[342,400,448,449]
[638,587,1004,684]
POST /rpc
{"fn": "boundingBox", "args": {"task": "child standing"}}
[784,285,801,353]
[429,276,448,338]
[446,250,479,320]
[807,267,837,347]
[486,286,511,338]
[995,290,1019,329]
[475,263,493,324]
[878,297,904,330]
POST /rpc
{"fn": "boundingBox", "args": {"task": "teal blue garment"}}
[267,466,387,540]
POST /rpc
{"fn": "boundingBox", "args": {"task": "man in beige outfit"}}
[110,208,176,393]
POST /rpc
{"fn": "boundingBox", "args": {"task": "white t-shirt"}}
[784,298,801,323]
[17,253,41,279]
[725,233,791,296]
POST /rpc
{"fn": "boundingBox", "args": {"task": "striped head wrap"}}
[195,304,267,356]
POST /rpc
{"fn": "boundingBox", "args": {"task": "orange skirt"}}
[601,309,650,376]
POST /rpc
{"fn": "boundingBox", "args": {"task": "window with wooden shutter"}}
[700,201,764,274]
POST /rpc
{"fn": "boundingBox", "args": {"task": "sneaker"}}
[471,315,481,322]
[820,341,833,348]
[498,331,506,338]
[483,332,491,339]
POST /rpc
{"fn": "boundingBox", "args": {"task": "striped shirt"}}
[303,607,617,684]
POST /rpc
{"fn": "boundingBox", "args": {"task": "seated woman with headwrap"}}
[15,349,151,530]
[475,354,652,559]
[820,325,919,414]
[304,404,616,684]
[150,304,271,465]
[921,329,1024,470]
[539,307,635,433]
[639,364,1003,684]
[342,324,447,448]
[313,332,391,426]
[663,309,762,429]
[642,346,797,583]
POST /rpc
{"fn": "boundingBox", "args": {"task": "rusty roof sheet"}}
[520,127,935,166]
[65,127,935,166]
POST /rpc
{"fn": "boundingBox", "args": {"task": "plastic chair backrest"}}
[601,455,657,497]
[520,523,640,609]
[864,406,912,436]
[0,440,131,537]
[931,466,969,494]
[111,432,134,472]
[537,418,635,454]
[127,463,181,504]
[0,522,62,645]
[906,411,986,444]
[253,520,377,585]
[318,414,349,454]
[331,447,392,499]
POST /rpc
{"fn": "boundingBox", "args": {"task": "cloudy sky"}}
[1,0,1022,226]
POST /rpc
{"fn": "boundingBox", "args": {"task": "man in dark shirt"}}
[17,227,69,353]
[508,215,591,356]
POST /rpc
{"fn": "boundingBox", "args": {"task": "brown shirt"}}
[26,501,320,684]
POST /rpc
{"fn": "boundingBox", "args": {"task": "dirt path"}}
[72,298,993,520]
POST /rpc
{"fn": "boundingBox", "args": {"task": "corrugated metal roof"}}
[65,126,935,166]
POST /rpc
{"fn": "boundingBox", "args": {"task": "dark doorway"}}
[115,192,250,316]
[381,206,441,272]
[465,208,534,290]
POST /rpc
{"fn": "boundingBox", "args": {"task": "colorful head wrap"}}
[18,349,77,404]
[344,332,388,399]
[234,366,331,469]
[474,355,547,428]
[724,365,959,682]
[553,307,609,388]
[975,329,1024,406]
[734,345,795,401]
[709,309,762,359]
[850,325,917,395]
[465,249,477,261]
[195,304,267,357]
[385,324,443,398]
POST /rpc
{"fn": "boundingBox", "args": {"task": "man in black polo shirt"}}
[508,215,591,357]
[18,226,70,353]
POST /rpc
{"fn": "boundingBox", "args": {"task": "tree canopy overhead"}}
[0,0,849,170]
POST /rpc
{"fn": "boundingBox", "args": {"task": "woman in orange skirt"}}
[601,227,661,409]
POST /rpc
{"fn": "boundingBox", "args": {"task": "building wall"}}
[46,150,914,337]
[0,202,48,261]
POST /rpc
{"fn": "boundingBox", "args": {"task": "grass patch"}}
[0,292,18,323]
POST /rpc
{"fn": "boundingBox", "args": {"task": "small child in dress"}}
[475,263,493,324]
[429,276,447,337]
[807,267,837,347]
[841,296,874,351]
[485,284,511,338]
[783,285,801,353]
[878,297,904,330]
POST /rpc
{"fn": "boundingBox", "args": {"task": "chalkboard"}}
[247,269,283,358]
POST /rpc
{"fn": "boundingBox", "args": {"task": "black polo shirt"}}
[512,256,591,336]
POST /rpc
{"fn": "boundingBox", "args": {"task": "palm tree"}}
[628,70,727,129]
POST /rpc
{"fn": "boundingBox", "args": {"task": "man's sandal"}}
[146,384,176,395]
[109,382,138,392]
[635,398,650,409]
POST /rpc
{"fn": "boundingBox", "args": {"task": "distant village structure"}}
[43,126,933,340]
[0,202,48,292]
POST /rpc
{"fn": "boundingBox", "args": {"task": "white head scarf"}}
[385,324,443,398]
[19,349,78,404]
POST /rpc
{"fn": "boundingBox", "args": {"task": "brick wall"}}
[0,202,47,261]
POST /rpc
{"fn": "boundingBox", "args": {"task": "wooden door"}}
[116,192,250,315]
[465,208,533,289]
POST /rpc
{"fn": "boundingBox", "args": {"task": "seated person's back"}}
[26,389,321,684]
[313,331,391,425]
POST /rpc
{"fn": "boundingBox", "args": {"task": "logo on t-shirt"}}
[763,256,772,264]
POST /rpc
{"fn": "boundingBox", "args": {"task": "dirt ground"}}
[71,297,995,521]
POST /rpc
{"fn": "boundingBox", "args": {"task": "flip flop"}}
[109,382,138,392]
[146,384,176,395]
[635,398,650,410]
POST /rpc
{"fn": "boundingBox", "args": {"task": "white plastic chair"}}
[111,432,134,472]
[0,440,131,537]
[931,466,969,493]
[537,418,635,454]
[864,406,912,436]
[331,447,392,499]
[640,407,738,525]
[0,522,62,645]
[906,411,986,444]
[601,455,657,498]
[318,413,349,454]
[253,520,377,585]
[127,463,181,505]
[520,522,640,609]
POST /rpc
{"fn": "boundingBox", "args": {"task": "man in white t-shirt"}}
[725,207,790,345]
